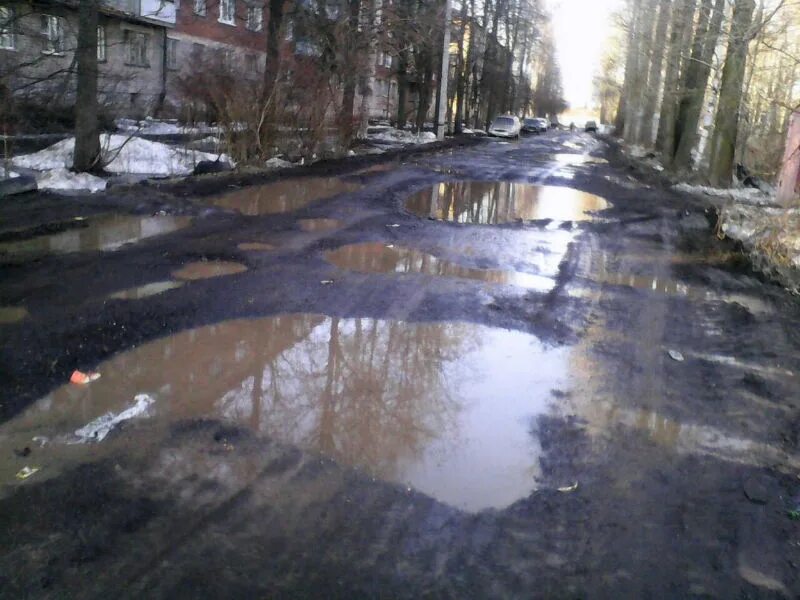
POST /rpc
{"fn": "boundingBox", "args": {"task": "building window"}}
[295,39,320,57]
[40,15,65,54]
[246,6,262,31]
[97,25,106,61]
[166,38,178,70]
[125,30,149,66]
[245,54,257,74]
[383,53,392,68]
[219,0,235,25]
[376,51,383,66]
[193,0,206,16]
[284,19,293,41]
[0,6,15,50]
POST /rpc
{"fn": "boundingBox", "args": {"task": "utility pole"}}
[435,0,453,140]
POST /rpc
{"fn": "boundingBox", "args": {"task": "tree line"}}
[603,0,799,187]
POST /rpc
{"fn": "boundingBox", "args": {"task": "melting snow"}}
[35,168,106,193]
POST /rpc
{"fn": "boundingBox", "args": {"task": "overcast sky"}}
[547,0,623,108]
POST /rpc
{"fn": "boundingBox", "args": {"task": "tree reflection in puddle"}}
[210,178,361,216]
[405,181,609,224]
[0,316,569,511]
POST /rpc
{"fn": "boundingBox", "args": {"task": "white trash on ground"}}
[73,393,155,443]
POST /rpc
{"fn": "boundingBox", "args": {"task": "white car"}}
[488,115,522,139]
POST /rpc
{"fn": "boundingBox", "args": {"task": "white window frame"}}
[97,25,106,61]
[193,0,206,16]
[166,37,178,70]
[384,53,391,68]
[125,30,150,67]
[0,6,15,50]
[219,0,235,25]
[246,5,262,31]
[41,14,65,55]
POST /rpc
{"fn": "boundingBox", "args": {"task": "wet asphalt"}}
[1,132,800,598]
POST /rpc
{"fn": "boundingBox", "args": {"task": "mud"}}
[298,218,343,232]
[1,131,800,598]
[237,242,277,252]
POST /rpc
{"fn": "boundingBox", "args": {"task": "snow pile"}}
[36,168,106,193]
[672,183,773,205]
[116,117,225,136]
[1,165,19,179]
[265,157,293,169]
[14,134,230,176]
[719,202,800,291]
[368,128,438,145]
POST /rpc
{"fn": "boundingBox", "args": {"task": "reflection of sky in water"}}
[0,316,569,512]
[326,243,555,292]
[211,178,360,216]
[0,215,191,259]
[406,181,609,224]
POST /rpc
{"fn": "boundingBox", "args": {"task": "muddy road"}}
[1,132,799,598]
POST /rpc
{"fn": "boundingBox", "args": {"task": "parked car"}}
[585,120,598,133]
[488,115,522,139]
[522,118,548,134]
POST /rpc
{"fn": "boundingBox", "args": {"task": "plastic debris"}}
[320,280,334,285]
[74,393,155,443]
[557,482,579,493]
[32,436,49,447]
[386,223,401,228]
[70,370,101,384]
[15,466,40,480]
[668,350,685,362]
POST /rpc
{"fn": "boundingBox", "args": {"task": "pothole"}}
[298,218,343,232]
[171,261,248,281]
[0,306,28,324]
[0,215,191,261]
[0,315,572,512]
[210,178,360,215]
[325,242,554,291]
[107,281,184,300]
[406,181,609,224]
[237,242,277,252]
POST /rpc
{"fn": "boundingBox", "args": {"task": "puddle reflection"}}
[406,181,609,224]
[0,306,28,324]
[551,154,608,166]
[211,178,360,216]
[325,243,554,291]
[238,242,277,252]
[0,215,191,261]
[172,261,248,280]
[108,281,184,300]
[298,218,342,232]
[1,316,571,511]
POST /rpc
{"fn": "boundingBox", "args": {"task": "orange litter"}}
[70,370,101,385]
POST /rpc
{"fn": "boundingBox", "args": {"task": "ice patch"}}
[14,135,230,176]
[73,393,155,442]
[672,182,772,204]
[1,165,19,179]
[36,168,106,193]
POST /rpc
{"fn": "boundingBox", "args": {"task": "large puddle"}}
[406,181,609,224]
[0,215,191,261]
[211,178,360,216]
[0,316,570,511]
[325,243,554,291]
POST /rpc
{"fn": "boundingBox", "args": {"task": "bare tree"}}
[73,0,100,172]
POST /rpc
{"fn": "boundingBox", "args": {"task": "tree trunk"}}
[708,0,756,186]
[453,0,469,133]
[358,0,378,138]
[616,0,643,135]
[656,0,696,158]
[263,0,285,97]
[338,0,362,145]
[73,0,100,173]
[627,0,659,143]
[672,0,725,170]
[638,0,672,146]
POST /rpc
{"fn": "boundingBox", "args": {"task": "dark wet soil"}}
[1,131,799,598]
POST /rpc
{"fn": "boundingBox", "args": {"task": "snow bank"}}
[1,165,19,179]
[116,117,225,136]
[265,157,293,169]
[368,128,438,145]
[719,202,800,291]
[36,168,106,193]
[672,183,773,205]
[13,134,229,176]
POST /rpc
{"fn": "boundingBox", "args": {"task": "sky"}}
[546,0,623,109]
